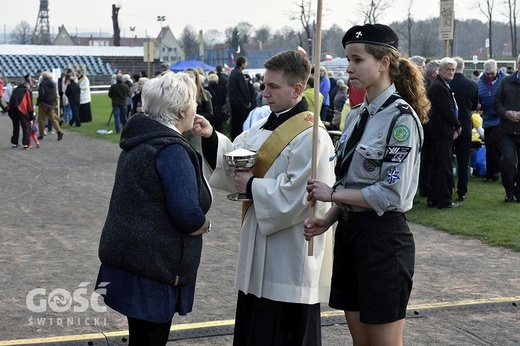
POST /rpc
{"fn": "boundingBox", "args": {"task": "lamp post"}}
[157,15,165,61]
[130,26,136,47]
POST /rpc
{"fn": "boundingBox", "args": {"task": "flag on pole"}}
[231,53,235,65]
[236,45,241,54]
[326,54,333,61]
[297,46,307,56]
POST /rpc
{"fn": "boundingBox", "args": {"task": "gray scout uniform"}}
[335,84,423,216]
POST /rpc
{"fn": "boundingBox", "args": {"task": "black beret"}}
[342,23,398,51]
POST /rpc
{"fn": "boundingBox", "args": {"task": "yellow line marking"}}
[1,297,518,345]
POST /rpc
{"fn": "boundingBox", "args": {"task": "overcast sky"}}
[1,0,489,39]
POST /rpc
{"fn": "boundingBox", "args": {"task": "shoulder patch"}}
[383,146,412,163]
[386,167,400,184]
[392,125,410,141]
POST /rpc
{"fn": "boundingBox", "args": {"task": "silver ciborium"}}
[223,149,258,201]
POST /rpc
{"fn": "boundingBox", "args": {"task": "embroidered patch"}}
[386,167,400,184]
[383,146,412,163]
[392,125,410,141]
[304,113,314,122]
[363,159,377,172]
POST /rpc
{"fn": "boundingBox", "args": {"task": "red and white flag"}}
[224,63,231,72]
[297,46,307,56]
[231,53,235,65]
[326,54,333,61]
[236,45,241,54]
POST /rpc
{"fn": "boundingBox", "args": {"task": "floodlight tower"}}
[33,0,51,45]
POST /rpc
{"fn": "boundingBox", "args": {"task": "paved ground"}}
[0,114,519,345]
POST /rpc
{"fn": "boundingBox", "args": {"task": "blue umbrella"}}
[169,60,216,72]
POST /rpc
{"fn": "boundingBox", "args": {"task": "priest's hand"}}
[235,170,253,193]
[191,114,213,138]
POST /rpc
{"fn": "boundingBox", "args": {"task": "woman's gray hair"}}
[141,71,196,125]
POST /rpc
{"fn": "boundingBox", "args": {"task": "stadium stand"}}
[0,45,162,85]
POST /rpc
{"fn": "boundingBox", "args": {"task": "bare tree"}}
[503,0,518,56]
[322,24,344,57]
[360,0,391,24]
[289,0,314,56]
[10,21,32,45]
[413,19,440,57]
[236,22,254,44]
[479,0,495,58]
[405,1,414,55]
[112,4,121,47]
[180,25,199,58]
[204,29,224,48]
[255,26,271,45]
[272,26,298,48]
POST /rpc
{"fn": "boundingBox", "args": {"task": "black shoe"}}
[69,120,74,126]
[437,202,461,209]
[11,144,19,149]
[458,195,467,201]
[57,132,64,141]
[505,194,514,203]
[74,124,81,127]
[37,135,44,140]
[427,201,437,208]
[484,178,494,182]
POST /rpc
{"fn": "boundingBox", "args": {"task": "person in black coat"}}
[206,74,227,132]
[426,57,462,209]
[450,57,479,201]
[227,57,250,140]
[65,74,81,127]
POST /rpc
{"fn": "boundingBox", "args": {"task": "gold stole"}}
[241,111,324,221]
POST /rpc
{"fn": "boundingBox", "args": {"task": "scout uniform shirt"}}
[335,84,423,216]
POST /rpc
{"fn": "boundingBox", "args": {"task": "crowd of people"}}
[3,21,520,345]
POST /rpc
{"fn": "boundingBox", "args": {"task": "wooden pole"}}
[308,0,323,256]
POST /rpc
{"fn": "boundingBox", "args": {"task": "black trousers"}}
[500,133,520,196]
[453,134,471,197]
[428,137,455,207]
[230,104,247,141]
[8,109,30,146]
[484,126,502,178]
[127,316,172,346]
[418,125,433,197]
[233,291,322,346]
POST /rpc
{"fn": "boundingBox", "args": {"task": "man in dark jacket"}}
[426,57,462,209]
[494,54,520,202]
[37,71,63,141]
[108,74,130,133]
[65,74,81,127]
[450,57,479,202]
[227,57,250,140]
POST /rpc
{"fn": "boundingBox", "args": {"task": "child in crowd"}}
[28,113,40,149]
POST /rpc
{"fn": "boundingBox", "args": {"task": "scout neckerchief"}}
[334,93,401,187]
[241,111,325,221]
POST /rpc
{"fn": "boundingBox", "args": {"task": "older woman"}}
[97,71,212,345]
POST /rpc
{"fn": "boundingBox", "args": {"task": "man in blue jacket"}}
[478,59,507,183]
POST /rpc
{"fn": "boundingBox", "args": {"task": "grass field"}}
[71,94,520,252]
